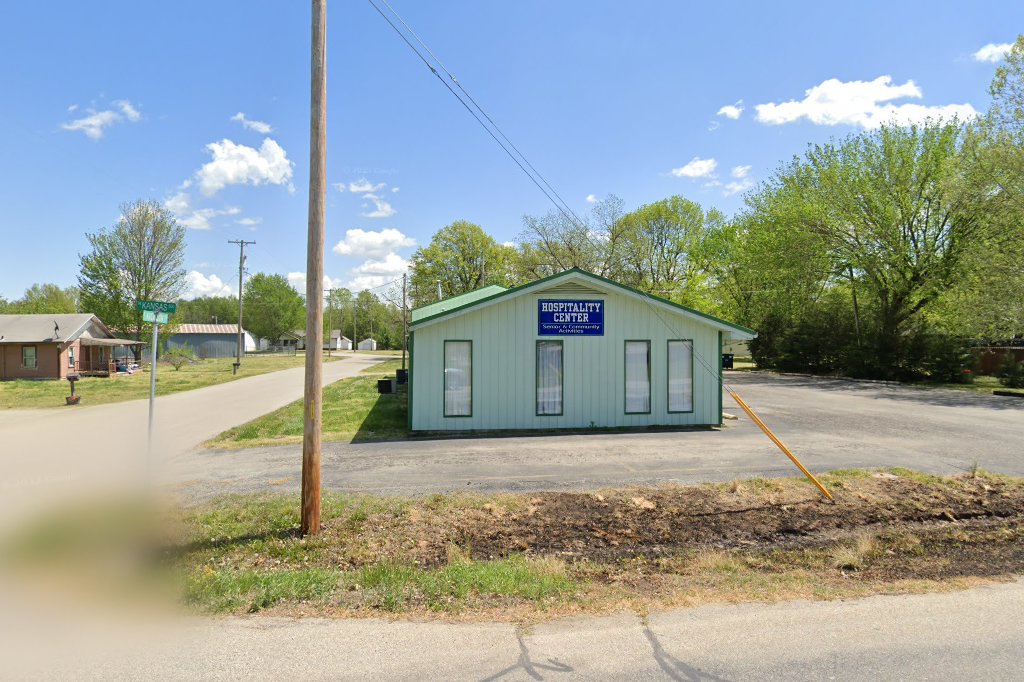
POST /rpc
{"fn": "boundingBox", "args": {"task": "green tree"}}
[614,196,724,309]
[174,296,239,325]
[242,273,305,343]
[516,195,626,281]
[78,199,187,356]
[5,283,79,313]
[409,221,515,306]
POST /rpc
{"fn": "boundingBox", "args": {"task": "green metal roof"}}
[411,284,507,323]
[408,268,756,338]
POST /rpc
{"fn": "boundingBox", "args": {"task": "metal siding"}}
[411,286,722,430]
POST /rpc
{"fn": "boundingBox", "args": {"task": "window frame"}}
[535,340,564,417]
[623,339,652,415]
[442,339,473,418]
[68,346,76,369]
[667,339,695,414]
[22,345,38,370]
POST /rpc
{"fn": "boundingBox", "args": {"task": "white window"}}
[22,346,37,369]
[68,346,76,369]
[624,341,650,413]
[536,341,563,416]
[668,340,694,412]
[443,340,472,417]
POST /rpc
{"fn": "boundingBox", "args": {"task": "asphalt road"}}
[169,371,1024,502]
[0,354,389,528]
[5,577,1022,680]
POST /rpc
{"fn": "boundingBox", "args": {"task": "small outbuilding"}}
[0,313,142,380]
[164,324,256,359]
[357,338,378,351]
[407,268,755,431]
[326,330,352,351]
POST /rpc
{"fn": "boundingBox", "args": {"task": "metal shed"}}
[407,269,756,432]
[164,324,256,359]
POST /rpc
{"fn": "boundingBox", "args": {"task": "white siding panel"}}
[411,285,724,430]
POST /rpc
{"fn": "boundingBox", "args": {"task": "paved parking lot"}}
[168,371,1024,501]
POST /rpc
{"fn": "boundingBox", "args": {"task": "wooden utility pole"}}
[401,273,408,370]
[324,288,334,357]
[228,239,255,374]
[301,0,326,536]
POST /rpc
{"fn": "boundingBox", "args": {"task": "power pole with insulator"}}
[228,239,255,374]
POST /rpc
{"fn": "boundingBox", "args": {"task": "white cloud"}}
[391,187,400,193]
[332,228,415,259]
[671,157,717,178]
[230,112,273,134]
[164,191,240,230]
[361,193,396,218]
[722,179,754,197]
[61,99,142,139]
[287,272,344,294]
[235,217,262,226]
[335,178,386,193]
[195,138,294,196]
[348,253,410,291]
[115,100,141,121]
[974,42,1013,63]
[717,101,744,120]
[731,165,752,179]
[502,241,516,248]
[585,194,599,204]
[185,271,236,299]
[755,76,978,129]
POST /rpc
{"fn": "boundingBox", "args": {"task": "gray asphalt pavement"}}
[169,371,1024,502]
[5,577,1022,680]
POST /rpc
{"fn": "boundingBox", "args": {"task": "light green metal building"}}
[407,268,755,431]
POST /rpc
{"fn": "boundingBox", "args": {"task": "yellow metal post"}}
[728,388,833,501]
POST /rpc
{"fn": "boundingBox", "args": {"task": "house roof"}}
[409,268,756,339]
[411,285,507,323]
[0,314,103,344]
[172,324,248,335]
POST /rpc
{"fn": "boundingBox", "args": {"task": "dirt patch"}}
[172,470,1024,616]
[332,473,1023,576]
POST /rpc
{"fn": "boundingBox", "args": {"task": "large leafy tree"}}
[614,195,724,309]
[242,273,305,343]
[409,220,516,306]
[78,199,187,355]
[745,122,991,375]
[4,283,79,314]
[516,195,626,280]
[174,296,239,325]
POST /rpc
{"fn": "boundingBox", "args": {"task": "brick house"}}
[0,314,142,380]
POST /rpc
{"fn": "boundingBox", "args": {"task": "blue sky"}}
[1,1,1020,301]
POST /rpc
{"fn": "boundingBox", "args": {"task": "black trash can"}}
[395,368,408,385]
[722,353,734,369]
[377,378,395,394]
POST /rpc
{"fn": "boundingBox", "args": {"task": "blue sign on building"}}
[538,299,605,336]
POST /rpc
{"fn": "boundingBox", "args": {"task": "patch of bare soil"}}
[325,473,1024,582]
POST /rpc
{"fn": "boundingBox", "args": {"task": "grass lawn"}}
[157,469,1022,617]
[0,354,341,409]
[928,374,1024,396]
[205,357,406,448]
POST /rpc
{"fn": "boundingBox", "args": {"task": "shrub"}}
[997,353,1024,389]
[163,345,197,371]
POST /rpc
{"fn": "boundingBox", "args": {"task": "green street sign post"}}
[137,300,174,479]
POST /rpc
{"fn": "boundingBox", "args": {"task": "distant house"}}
[0,314,142,380]
[279,329,352,351]
[165,324,257,359]
[357,338,378,351]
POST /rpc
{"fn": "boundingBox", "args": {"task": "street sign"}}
[137,300,177,314]
[142,310,169,324]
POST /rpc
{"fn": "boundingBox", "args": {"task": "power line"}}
[375,0,588,232]
[364,0,589,232]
